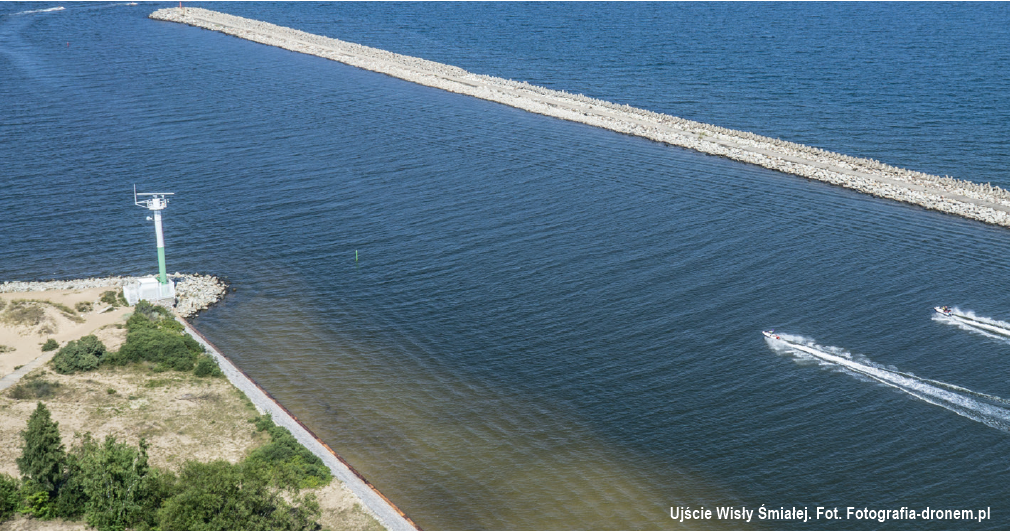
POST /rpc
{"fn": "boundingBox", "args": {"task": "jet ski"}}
[762,330,782,340]
[934,306,953,316]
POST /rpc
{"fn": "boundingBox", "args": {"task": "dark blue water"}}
[4,3,1010,530]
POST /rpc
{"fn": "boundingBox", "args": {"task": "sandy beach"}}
[0,287,131,381]
[0,284,387,531]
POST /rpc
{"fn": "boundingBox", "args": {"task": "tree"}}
[71,434,165,531]
[157,460,320,531]
[16,402,66,496]
[0,473,19,521]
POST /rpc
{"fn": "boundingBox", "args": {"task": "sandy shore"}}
[0,285,387,531]
[149,7,1010,229]
[0,287,131,383]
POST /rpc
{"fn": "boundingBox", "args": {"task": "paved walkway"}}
[0,351,56,392]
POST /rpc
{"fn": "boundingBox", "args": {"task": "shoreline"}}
[180,321,422,531]
[148,7,1010,229]
[0,273,227,318]
[0,278,420,531]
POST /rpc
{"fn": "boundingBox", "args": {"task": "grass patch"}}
[0,345,14,353]
[8,378,62,400]
[3,300,46,326]
[45,300,85,323]
[2,299,84,325]
[41,338,59,351]
[100,290,127,307]
[75,301,93,313]
[144,378,182,389]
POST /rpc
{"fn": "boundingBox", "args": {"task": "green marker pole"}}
[355,250,358,262]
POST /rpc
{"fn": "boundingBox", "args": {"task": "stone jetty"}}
[0,273,227,318]
[151,7,1010,228]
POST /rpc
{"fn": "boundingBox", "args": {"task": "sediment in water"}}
[150,7,1010,229]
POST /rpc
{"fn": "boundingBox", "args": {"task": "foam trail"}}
[13,6,64,15]
[934,308,1010,340]
[765,333,1010,432]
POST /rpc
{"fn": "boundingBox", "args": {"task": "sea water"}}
[3,3,1010,529]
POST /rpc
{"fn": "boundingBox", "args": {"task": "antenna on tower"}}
[134,186,175,286]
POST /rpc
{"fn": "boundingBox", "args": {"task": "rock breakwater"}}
[151,7,1010,228]
[0,273,227,318]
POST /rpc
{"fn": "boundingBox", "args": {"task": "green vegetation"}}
[193,355,223,378]
[1,299,84,326]
[0,345,13,353]
[115,301,206,373]
[0,474,17,520]
[41,338,59,352]
[247,415,331,489]
[17,403,66,499]
[75,302,93,313]
[3,403,326,530]
[46,300,223,379]
[159,460,321,531]
[51,335,107,374]
[100,290,127,308]
[8,378,62,400]
[45,301,84,323]
[67,434,170,530]
[3,300,46,326]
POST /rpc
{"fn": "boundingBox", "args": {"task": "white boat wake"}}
[934,307,1010,341]
[13,6,64,15]
[764,332,1010,432]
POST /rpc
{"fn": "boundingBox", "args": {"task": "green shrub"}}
[17,481,54,519]
[41,338,59,352]
[118,328,198,372]
[246,416,331,489]
[0,345,13,353]
[0,473,19,520]
[100,290,122,307]
[117,305,203,373]
[131,300,170,323]
[75,302,93,313]
[159,318,184,333]
[51,335,107,374]
[157,460,320,531]
[193,355,223,378]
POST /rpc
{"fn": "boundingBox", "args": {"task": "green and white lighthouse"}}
[134,186,175,292]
